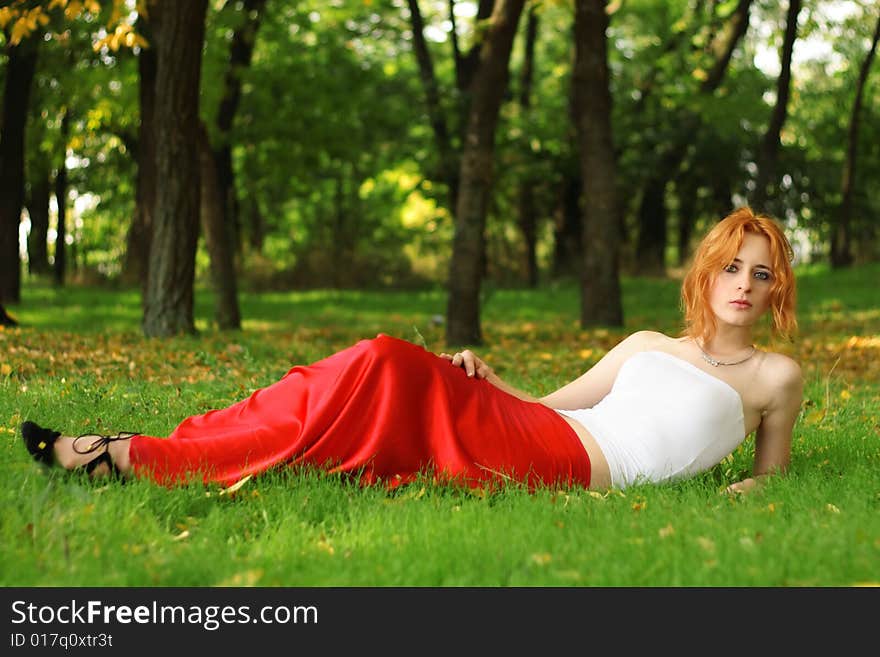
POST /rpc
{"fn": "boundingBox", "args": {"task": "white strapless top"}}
[556,351,746,488]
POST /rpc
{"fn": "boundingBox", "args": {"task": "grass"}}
[1,264,878,586]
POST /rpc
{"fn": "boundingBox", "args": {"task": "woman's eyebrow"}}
[732,257,772,270]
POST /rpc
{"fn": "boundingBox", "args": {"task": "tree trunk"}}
[634,0,753,275]
[240,174,264,253]
[200,0,266,329]
[214,0,266,258]
[676,172,699,266]
[445,0,525,346]
[711,174,733,220]
[518,184,538,286]
[124,14,157,296]
[194,0,265,328]
[572,0,623,327]
[552,172,582,278]
[407,0,460,209]
[753,0,801,210]
[245,191,264,253]
[26,168,51,275]
[142,0,208,337]
[452,0,496,93]
[198,123,241,329]
[0,38,38,304]
[702,0,753,93]
[517,6,539,287]
[54,109,69,287]
[0,303,17,326]
[831,11,880,268]
[635,172,673,276]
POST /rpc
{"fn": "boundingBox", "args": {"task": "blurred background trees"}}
[1,0,877,342]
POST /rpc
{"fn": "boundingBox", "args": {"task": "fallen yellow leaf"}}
[219,474,253,496]
[697,536,715,552]
[530,553,552,566]
[217,569,264,587]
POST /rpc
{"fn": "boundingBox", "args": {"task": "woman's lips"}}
[730,300,752,309]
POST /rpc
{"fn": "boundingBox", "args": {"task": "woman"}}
[21,207,802,494]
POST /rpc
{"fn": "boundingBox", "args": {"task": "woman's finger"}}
[444,351,487,378]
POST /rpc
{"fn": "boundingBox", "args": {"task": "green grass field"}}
[1,264,878,586]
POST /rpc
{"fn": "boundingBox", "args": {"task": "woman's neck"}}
[699,326,754,357]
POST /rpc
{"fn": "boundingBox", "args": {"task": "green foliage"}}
[226,0,430,286]
[18,6,139,280]
[9,0,880,292]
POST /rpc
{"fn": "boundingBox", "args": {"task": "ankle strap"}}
[72,431,141,455]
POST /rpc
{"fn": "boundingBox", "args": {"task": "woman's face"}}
[709,232,774,329]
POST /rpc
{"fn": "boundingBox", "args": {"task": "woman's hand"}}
[438,349,494,379]
[724,477,759,495]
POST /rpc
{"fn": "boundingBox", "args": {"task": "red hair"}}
[681,207,797,342]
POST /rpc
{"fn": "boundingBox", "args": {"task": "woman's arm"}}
[725,355,803,494]
[438,350,541,403]
[539,331,658,410]
[440,330,655,409]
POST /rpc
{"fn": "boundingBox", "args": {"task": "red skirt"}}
[129,334,591,489]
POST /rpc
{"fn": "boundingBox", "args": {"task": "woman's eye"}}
[754,271,771,281]
[723,264,737,273]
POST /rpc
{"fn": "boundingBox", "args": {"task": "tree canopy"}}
[1,0,877,340]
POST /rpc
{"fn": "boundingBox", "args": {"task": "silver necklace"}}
[696,341,757,367]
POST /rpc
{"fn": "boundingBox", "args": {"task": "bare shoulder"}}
[540,330,673,410]
[595,330,681,372]
[760,352,803,389]
[757,351,803,411]
[618,330,672,351]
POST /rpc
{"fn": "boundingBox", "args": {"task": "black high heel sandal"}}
[21,421,140,477]
[21,421,61,466]
[72,431,140,477]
